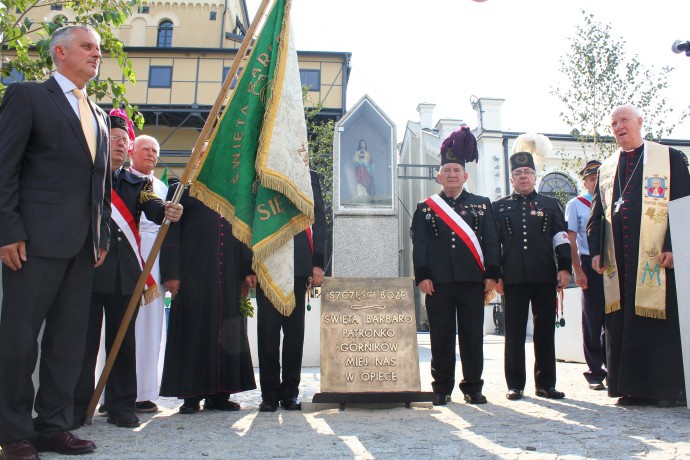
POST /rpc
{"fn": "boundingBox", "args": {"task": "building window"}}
[138,5,150,13]
[223,66,243,89]
[538,172,577,205]
[299,69,320,91]
[210,11,217,20]
[50,4,62,10]
[149,66,172,88]
[1,68,25,85]
[157,20,173,48]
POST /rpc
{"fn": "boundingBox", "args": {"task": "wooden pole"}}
[84,0,275,424]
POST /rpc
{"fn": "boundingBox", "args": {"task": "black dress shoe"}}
[464,392,488,404]
[205,398,241,411]
[616,396,650,406]
[0,439,39,460]
[280,397,302,411]
[107,409,140,428]
[36,431,96,455]
[588,382,605,391]
[259,400,278,412]
[432,393,451,406]
[179,402,200,414]
[535,387,565,399]
[506,389,524,400]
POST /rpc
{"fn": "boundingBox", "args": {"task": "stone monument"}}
[313,277,433,408]
[332,95,398,277]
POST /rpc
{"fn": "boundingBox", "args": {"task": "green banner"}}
[192,0,300,248]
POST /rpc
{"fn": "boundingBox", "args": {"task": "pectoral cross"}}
[613,197,624,214]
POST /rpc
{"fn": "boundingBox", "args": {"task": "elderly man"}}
[129,135,169,413]
[587,105,690,407]
[493,133,571,401]
[73,112,182,429]
[0,25,109,458]
[411,126,500,406]
[565,160,607,391]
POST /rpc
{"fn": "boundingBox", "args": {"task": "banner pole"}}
[84,0,275,424]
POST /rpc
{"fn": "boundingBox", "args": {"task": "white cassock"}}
[130,167,168,402]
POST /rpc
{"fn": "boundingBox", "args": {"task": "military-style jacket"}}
[93,169,166,295]
[492,190,571,285]
[411,190,500,286]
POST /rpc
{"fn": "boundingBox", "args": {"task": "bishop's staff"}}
[85,0,275,424]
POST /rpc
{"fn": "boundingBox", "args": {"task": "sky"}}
[246,0,690,143]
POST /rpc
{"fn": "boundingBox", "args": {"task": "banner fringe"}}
[252,214,311,263]
[189,182,254,248]
[254,260,296,316]
[261,171,315,222]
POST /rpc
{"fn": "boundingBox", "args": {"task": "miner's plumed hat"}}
[579,159,602,178]
[440,126,478,166]
[108,108,136,149]
[509,132,552,171]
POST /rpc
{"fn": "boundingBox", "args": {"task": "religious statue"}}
[353,139,375,198]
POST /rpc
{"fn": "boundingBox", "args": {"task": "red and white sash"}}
[110,190,159,304]
[576,196,591,208]
[425,194,484,272]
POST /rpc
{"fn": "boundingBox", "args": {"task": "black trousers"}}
[580,255,606,384]
[426,282,485,395]
[0,239,94,443]
[504,283,557,391]
[74,292,140,423]
[256,277,307,403]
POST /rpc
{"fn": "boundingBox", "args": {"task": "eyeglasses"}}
[511,170,536,178]
[110,135,130,144]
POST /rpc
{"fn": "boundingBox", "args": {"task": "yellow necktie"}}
[72,89,97,162]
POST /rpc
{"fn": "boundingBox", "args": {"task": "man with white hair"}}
[588,105,690,407]
[129,135,169,414]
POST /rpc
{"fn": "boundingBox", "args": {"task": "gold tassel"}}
[605,301,621,314]
[142,285,160,305]
[636,305,667,320]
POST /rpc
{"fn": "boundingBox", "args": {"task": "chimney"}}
[417,102,435,130]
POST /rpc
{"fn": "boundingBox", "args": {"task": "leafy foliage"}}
[0,0,144,127]
[303,86,334,224]
[550,10,687,173]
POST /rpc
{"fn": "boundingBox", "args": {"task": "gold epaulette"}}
[139,180,159,204]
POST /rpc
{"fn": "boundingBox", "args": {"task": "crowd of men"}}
[412,109,689,409]
[0,23,688,460]
[0,25,326,459]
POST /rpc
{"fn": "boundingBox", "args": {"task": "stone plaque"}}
[320,277,421,393]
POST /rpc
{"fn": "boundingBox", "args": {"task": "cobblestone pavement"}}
[39,334,690,459]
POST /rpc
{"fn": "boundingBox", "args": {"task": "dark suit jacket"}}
[294,170,327,277]
[0,77,111,260]
[411,190,500,286]
[93,170,165,295]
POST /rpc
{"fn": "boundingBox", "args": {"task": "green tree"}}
[303,87,334,224]
[0,0,143,126]
[550,9,687,172]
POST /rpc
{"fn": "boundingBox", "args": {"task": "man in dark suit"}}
[0,25,110,459]
[73,112,182,429]
[493,133,572,401]
[246,170,327,412]
[411,127,500,406]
